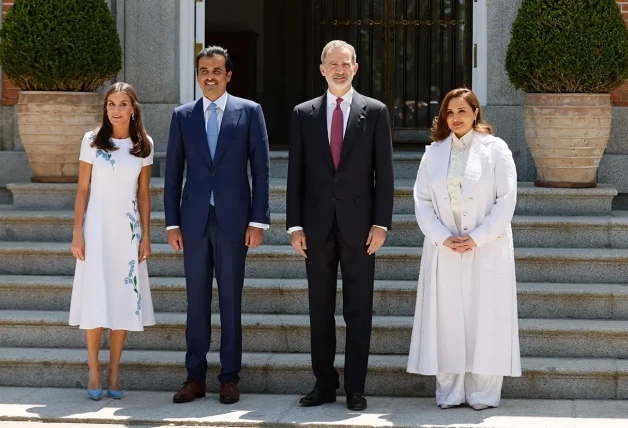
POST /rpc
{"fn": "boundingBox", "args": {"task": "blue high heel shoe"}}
[107,371,123,399]
[107,388,123,399]
[87,387,103,400]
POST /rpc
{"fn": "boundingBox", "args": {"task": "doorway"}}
[204,0,308,149]
[308,0,473,145]
[186,0,476,148]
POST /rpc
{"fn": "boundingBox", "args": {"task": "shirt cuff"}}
[289,225,385,233]
[170,224,269,231]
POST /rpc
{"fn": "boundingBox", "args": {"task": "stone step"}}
[0,151,31,188]
[1,242,628,283]
[266,213,628,249]
[3,210,628,249]
[0,347,625,399]
[2,310,628,358]
[7,179,617,216]
[0,275,415,316]
[153,150,424,180]
[0,151,31,204]
[1,275,627,320]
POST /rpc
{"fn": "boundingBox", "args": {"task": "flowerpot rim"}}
[524,93,610,96]
[18,91,99,95]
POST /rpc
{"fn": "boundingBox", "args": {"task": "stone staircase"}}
[1,153,628,400]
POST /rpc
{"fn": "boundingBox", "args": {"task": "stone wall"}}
[109,0,180,152]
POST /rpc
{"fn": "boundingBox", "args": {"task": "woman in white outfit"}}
[406,88,521,410]
[69,82,156,400]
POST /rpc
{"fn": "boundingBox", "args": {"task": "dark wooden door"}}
[308,0,472,145]
[205,31,258,102]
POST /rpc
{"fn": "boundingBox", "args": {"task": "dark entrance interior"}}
[206,0,472,149]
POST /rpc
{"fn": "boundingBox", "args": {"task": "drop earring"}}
[131,113,135,121]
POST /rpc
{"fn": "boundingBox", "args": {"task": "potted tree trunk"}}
[0,0,121,182]
[506,0,628,187]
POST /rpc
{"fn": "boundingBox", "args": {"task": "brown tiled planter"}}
[17,91,101,183]
[524,93,611,188]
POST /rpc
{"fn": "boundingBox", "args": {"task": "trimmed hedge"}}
[0,0,121,91]
[506,0,628,93]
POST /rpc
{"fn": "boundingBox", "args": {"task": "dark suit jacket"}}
[286,90,394,249]
[164,95,270,241]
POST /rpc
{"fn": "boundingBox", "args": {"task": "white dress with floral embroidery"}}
[69,131,156,331]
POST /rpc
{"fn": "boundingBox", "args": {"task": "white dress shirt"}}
[167,91,269,231]
[288,87,387,234]
[447,130,473,235]
[326,87,353,141]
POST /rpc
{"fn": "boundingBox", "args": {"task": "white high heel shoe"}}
[471,403,490,411]
[438,404,458,409]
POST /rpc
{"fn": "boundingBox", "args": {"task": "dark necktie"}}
[330,97,344,170]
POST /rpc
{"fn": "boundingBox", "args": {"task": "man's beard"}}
[326,74,354,91]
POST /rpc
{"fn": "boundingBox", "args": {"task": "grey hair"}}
[321,40,357,64]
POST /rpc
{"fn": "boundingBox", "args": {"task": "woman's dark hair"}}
[431,87,493,141]
[91,82,151,158]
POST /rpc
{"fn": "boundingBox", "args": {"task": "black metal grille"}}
[309,0,472,143]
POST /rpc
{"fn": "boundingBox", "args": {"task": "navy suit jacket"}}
[164,95,270,241]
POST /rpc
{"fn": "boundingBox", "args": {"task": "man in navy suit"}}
[164,46,270,405]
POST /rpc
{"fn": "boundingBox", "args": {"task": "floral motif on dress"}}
[124,260,142,319]
[95,141,117,169]
[126,199,141,243]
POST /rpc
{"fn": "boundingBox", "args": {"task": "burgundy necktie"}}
[330,97,344,170]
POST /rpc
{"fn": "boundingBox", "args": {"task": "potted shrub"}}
[506,0,628,187]
[0,0,121,182]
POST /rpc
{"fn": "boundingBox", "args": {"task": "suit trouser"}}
[305,216,375,393]
[183,205,248,384]
[436,373,503,407]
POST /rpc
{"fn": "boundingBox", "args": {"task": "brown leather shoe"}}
[173,379,206,403]
[219,381,240,404]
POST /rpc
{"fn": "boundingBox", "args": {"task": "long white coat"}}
[406,131,522,377]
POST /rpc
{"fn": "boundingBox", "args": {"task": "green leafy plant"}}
[506,0,628,93]
[0,0,122,91]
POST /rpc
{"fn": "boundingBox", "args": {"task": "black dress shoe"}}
[346,392,367,411]
[299,388,336,406]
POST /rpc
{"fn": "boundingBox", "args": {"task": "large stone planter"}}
[524,93,611,188]
[17,91,101,183]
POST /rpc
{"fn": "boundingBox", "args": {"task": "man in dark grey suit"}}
[286,40,394,411]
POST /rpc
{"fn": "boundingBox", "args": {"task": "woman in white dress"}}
[69,82,156,400]
[407,88,521,410]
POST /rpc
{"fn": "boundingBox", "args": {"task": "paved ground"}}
[0,387,627,427]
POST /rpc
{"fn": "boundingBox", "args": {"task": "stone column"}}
[110,0,181,153]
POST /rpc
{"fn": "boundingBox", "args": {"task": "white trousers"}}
[435,373,503,407]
